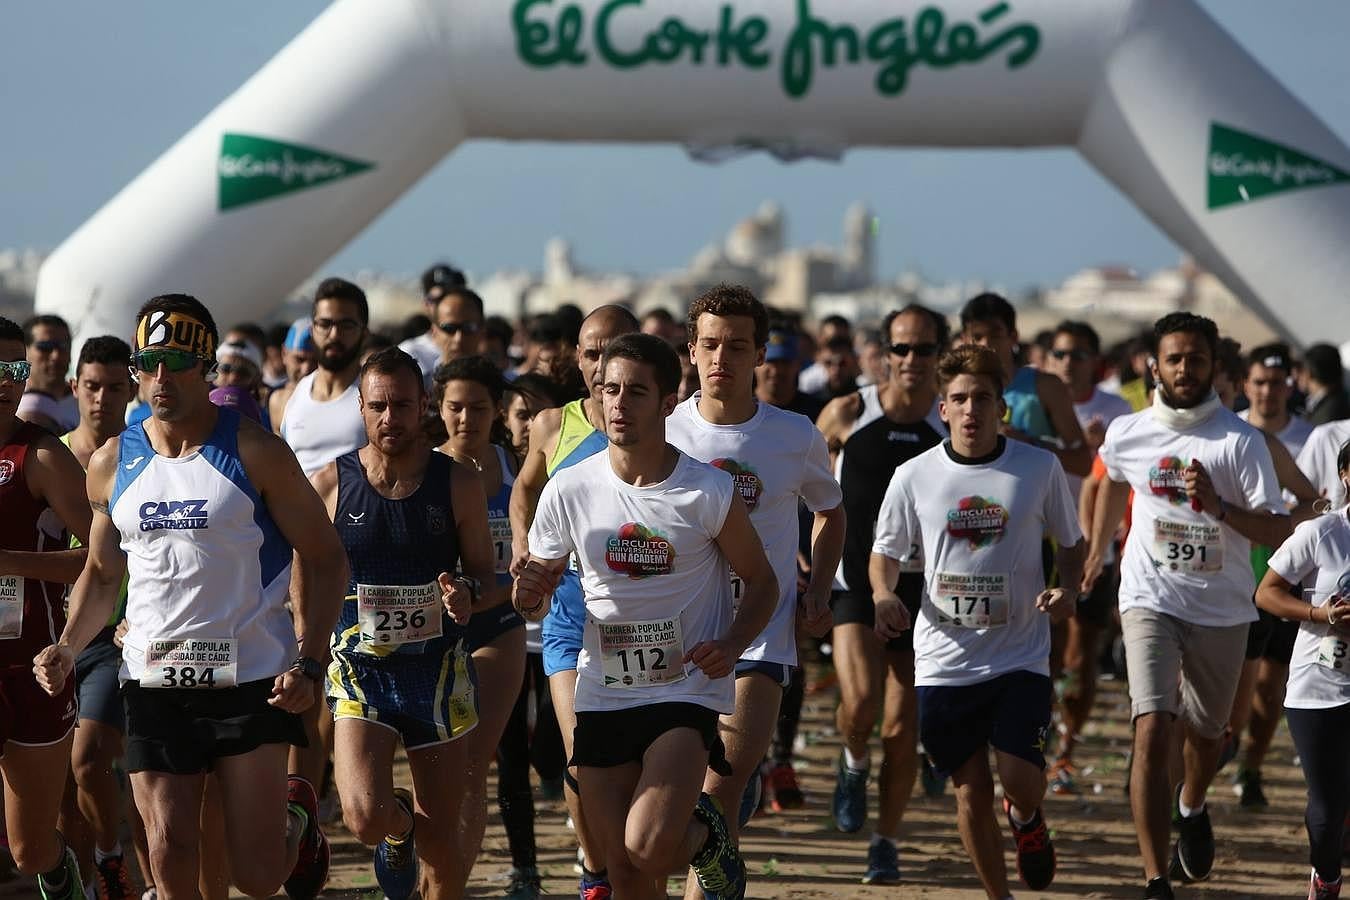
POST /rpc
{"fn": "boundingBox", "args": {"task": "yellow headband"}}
[135,310,216,358]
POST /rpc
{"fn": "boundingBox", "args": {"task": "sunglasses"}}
[32,340,70,354]
[888,342,939,358]
[132,349,203,374]
[438,321,482,336]
[0,360,31,382]
[217,362,257,377]
[1050,348,1091,362]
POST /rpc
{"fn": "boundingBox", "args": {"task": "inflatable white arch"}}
[35,0,1350,347]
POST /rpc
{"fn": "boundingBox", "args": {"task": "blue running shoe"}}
[832,752,868,833]
[738,766,763,828]
[374,788,419,900]
[691,793,746,900]
[579,869,612,899]
[862,838,901,885]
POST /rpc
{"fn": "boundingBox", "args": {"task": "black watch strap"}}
[291,655,323,681]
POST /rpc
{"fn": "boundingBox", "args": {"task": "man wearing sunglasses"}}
[432,287,486,368]
[18,315,79,436]
[35,293,348,900]
[0,316,94,900]
[815,304,949,884]
[399,263,468,385]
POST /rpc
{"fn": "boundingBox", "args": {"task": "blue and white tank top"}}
[486,444,516,587]
[112,409,295,685]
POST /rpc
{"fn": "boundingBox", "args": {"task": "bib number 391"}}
[933,573,1009,629]
[598,617,686,689]
[140,638,236,689]
[0,575,23,640]
[1152,520,1222,573]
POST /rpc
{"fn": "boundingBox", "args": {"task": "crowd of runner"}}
[1,266,1348,900]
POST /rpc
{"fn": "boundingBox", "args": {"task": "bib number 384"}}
[598,618,686,689]
[934,573,1009,629]
[140,638,236,689]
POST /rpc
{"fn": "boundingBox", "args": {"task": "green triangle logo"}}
[1207,123,1350,210]
[217,133,374,211]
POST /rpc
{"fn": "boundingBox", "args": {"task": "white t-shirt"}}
[1266,511,1350,709]
[1101,407,1285,626]
[1297,420,1350,510]
[1239,410,1314,460]
[1071,388,1132,499]
[667,395,841,667]
[280,371,367,475]
[872,439,1082,687]
[398,332,442,390]
[528,450,737,714]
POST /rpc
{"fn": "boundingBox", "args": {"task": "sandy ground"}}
[0,670,1319,899]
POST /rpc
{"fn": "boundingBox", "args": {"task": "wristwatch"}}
[452,574,483,606]
[290,656,324,682]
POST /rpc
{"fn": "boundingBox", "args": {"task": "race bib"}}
[1317,634,1349,673]
[933,573,1009,629]
[598,617,687,689]
[899,542,924,574]
[0,575,22,640]
[730,571,744,617]
[357,582,443,647]
[490,516,512,576]
[140,638,236,689]
[1152,520,1222,573]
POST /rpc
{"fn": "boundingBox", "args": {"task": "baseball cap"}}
[215,339,263,370]
[422,263,466,296]
[209,386,263,423]
[284,319,315,352]
[764,329,799,363]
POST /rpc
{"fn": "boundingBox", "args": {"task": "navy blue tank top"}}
[331,450,463,657]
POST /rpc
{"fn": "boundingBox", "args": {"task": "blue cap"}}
[284,318,315,352]
[764,329,798,362]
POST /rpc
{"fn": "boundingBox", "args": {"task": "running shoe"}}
[505,865,542,899]
[691,793,747,900]
[37,848,83,900]
[861,837,901,885]
[738,767,763,828]
[94,854,134,900]
[579,870,613,900]
[1048,757,1080,796]
[832,752,868,833]
[1310,869,1343,900]
[1235,767,1269,810]
[1003,798,1056,890]
[919,752,947,798]
[374,788,419,900]
[766,761,804,812]
[283,775,330,900]
[1142,875,1175,899]
[1171,785,1215,882]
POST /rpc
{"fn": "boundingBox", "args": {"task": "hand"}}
[874,592,912,640]
[509,537,531,579]
[1080,554,1104,595]
[267,668,316,713]
[683,639,741,679]
[797,588,832,638]
[1326,596,1350,635]
[1183,460,1222,517]
[33,644,75,696]
[437,572,473,625]
[113,619,129,649]
[512,560,560,623]
[1036,588,1076,624]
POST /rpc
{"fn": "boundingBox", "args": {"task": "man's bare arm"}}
[508,406,562,575]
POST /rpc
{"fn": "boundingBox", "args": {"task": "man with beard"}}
[1086,313,1290,899]
[18,315,79,435]
[280,278,369,476]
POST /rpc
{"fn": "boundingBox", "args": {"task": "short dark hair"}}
[1304,343,1344,387]
[600,333,681,397]
[822,335,855,356]
[686,283,769,348]
[359,347,424,396]
[1053,320,1101,356]
[555,304,584,344]
[435,286,485,321]
[1215,337,1244,383]
[642,308,675,326]
[432,354,507,410]
[77,335,133,377]
[485,315,515,349]
[1152,312,1219,358]
[314,277,369,325]
[227,322,266,354]
[507,372,568,410]
[882,304,950,347]
[938,344,1007,394]
[22,314,70,345]
[0,316,25,345]
[528,314,565,345]
[265,322,290,350]
[135,294,219,355]
[1245,342,1293,376]
[960,292,1016,334]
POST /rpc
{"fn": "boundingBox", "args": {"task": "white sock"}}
[1177,789,1204,818]
[94,843,123,864]
[1009,806,1035,828]
[843,746,869,772]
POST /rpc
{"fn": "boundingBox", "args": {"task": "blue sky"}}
[3,1,1347,289]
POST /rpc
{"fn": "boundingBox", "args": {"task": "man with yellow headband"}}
[34,294,349,900]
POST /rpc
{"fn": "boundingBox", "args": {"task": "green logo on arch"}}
[217,133,374,212]
[1207,123,1350,210]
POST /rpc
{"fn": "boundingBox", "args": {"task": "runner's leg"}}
[950,750,1008,900]
[197,775,229,900]
[549,670,604,874]
[213,742,299,898]
[876,647,918,842]
[1132,712,1175,881]
[331,718,403,846]
[129,771,206,899]
[408,735,471,900]
[71,720,124,855]
[577,762,651,899]
[496,665,539,875]
[1243,659,1288,773]
[3,734,76,876]
[833,623,882,768]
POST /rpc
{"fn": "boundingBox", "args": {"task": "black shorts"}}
[917,670,1052,778]
[571,701,731,776]
[465,601,525,653]
[123,677,306,775]
[831,576,923,653]
[1076,562,1118,628]
[1245,606,1299,664]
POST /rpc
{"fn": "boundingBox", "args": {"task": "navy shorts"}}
[76,629,124,731]
[917,670,1052,778]
[329,638,479,749]
[465,601,525,653]
[734,660,793,688]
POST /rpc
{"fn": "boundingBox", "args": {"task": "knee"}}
[624,823,682,874]
[8,836,60,877]
[342,796,395,847]
[71,743,114,790]
[1134,713,1172,753]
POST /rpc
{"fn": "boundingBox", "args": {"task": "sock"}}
[581,866,608,883]
[93,843,122,865]
[387,794,415,844]
[869,832,894,848]
[843,745,869,772]
[39,851,71,894]
[1177,791,1204,818]
[1009,806,1036,829]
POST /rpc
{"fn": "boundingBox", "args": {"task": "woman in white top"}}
[1257,438,1350,900]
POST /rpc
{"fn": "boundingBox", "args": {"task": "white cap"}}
[215,339,263,370]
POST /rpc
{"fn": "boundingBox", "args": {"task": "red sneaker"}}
[283,775,330,900]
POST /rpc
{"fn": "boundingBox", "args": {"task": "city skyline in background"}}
[3,1,1349,293]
